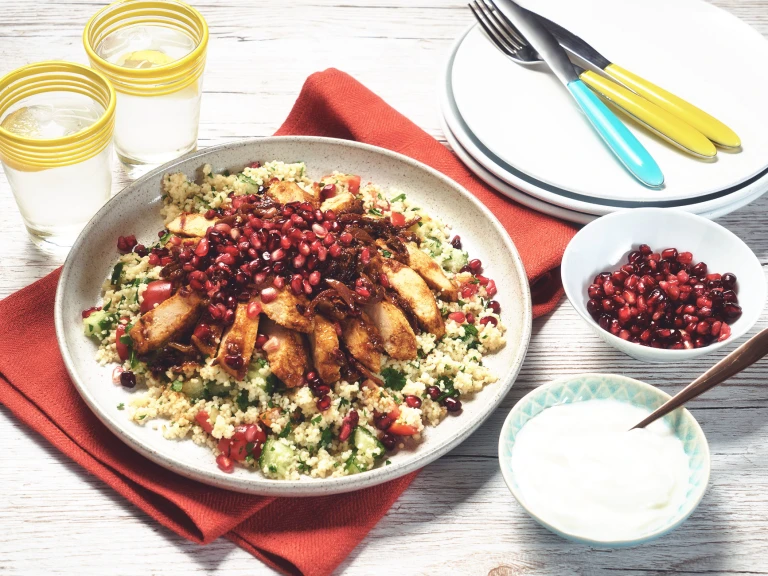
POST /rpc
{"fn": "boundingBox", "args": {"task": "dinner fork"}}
[469,0,717,159]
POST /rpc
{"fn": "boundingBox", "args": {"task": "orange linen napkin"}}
[0,69,576,576]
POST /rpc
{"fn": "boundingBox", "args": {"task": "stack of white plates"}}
[441,0,768,224]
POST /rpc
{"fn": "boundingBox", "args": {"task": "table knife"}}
[494,0,664,188]
[537,13,741,149]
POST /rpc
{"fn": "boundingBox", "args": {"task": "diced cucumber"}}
[354,426,385,459]
[259,437,295,477]
[207,381,232,398]
[83,309,109,338]
[344,455,365,474]
[181,379,205,398]
[443,249,468,273]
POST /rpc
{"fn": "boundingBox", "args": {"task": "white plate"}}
[441,113,596,224]
[452,0,768,203]
[442,25,768,218]
[54,137,533,496]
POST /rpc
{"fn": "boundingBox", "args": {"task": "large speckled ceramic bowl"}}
[55,136,533,496]
[499,373,710,546]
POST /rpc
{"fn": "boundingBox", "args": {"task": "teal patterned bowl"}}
[498,373,710,547]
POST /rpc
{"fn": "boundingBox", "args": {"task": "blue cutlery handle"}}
[567,79,664,189]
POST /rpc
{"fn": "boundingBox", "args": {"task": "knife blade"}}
[493,0,664,188]
[536,12,741,149]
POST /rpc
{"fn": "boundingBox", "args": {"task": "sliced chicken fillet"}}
[129,290,204,354]
[216,301,260,380]
[365,300,417,360]
[308,315,342,384]
[380,259,445,339]
[261,319,309,388]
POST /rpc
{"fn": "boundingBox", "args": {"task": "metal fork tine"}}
[479,0,526,50]
[468,1,517,58]
[469,0,527,58]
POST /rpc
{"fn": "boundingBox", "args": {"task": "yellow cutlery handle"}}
[605,64,740,149]
[580,70,717,158]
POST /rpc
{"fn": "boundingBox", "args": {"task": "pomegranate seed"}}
[356,286,371,298]
[381,433,397,450]
[216,454,234,473]
[261,287,278,303]
[117,234,138,253]
[255,334,269,349]
[361,247,371,265]
[304,279,313,295]
[722,273,737,289]
[262,336,280,353]
[320,183,337,199]
[479,316,498,327]
[468,259,482,273]
[340,232,353,245]
[448,311,466,323]
[661,248,678,260]
[309,271,321,286]
[273,276,285,289]
[476,274,490,286]
[247,300,262,319]
[451,235,462,249]
[486,280,497,297]
[338,421,354,442]
[316,395,331,411]
[718,322,731,341]
[329,243,343,258]
[405,395,422,408]
[312,223,328,238]
[120,371,136,388]
[466,312,476,323]
[444,397,462,412]
[298,242,311,256]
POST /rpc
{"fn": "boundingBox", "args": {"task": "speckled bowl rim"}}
[498,373,711,547]
[54,136,533,496]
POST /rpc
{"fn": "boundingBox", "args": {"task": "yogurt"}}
[510,399,690,541]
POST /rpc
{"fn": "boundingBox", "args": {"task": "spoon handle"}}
[632,326,768,429]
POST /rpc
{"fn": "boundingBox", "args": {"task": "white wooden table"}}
[2,1,768,574]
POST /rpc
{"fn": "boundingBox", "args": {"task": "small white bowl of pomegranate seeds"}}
[562,209,766,363]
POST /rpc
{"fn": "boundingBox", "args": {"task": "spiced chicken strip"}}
[191,321,223,357]
[405,243,458,301]
[340,312,382,373]
[261,319,309,388]
[259,289,312,333]
[167,212,217,237]
[267,180,317,206]
[380,259,445,339]
[308,315,342,384]
[129,290,204,354]
[364,300,418,360]
[216,301,260,380]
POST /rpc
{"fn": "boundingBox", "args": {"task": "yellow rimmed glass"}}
[84,0,209,177]
[0,61,116,250]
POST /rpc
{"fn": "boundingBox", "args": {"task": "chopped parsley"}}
[103,299,112,312]
[382,249,392,258]
[236,390,251,412]
[368,208,383,217]
[338,398,349,406]
[319,427,333,450]
[390,193,406,202]
[110,262,124,285]
[311,415,322,424]
[435,376,459,402]
[239,174,259,187]
[137,414,146,420]
[386,460,392,465]
[265,373,282,394]
[269,464,277,473]
[279,423,293,438]
[171,381,183,392]
[462,323,480,350]
[158,231,171,245]
[117,403,124,410]
[381,367,406,391]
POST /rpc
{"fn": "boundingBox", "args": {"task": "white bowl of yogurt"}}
[499,373,710,546]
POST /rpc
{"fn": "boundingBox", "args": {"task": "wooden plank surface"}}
[1,0,768,574]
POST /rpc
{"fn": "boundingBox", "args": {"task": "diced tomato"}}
[448,311,466,323]
[217,437,231,456]
[388,423,418,436]
[336,174,361,193]
[115,324,129,362]
[229,438,248,462]
[475,274,489,286]
[140,280,173,313]
[390,212,406,227]
[388,406,401,420]
[195,411,214,433]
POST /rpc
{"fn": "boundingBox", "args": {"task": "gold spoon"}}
[632,326,768,430]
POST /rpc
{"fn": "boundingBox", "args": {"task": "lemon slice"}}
[1,106,43,137]
[118,49,175,69]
